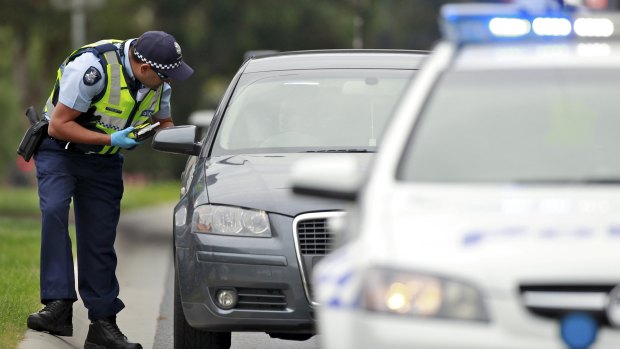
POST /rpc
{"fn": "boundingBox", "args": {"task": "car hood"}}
[373,185,620,292]
[204,153,372,216]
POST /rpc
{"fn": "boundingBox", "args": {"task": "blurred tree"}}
[1,0,454,181]
[366,0,440,49]
[0,0,69,181]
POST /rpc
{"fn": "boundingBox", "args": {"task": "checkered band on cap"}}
[132,31,193,81]
[133,47,182,71]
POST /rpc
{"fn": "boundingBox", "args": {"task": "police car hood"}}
[204,153,372,216]
[376,185,620,291]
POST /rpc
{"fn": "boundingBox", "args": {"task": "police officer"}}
[26,31,193,349]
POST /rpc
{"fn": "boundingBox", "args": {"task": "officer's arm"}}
[48,102,111,145]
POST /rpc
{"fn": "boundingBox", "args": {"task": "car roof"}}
[453,41,620,71]
[243,49,428,73]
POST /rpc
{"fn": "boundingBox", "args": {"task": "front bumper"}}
[318,295,620,349]
[176,213,315,333]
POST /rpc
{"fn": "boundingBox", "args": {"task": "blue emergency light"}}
[441,2,619,44]
[560,313,598,349]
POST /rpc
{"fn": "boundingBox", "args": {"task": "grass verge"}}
[0,181,180,217]
[0,218,44,349]
[0,180,180,349]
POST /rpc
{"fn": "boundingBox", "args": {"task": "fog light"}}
[216,289,238,309]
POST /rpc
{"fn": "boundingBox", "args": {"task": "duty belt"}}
[49,136,117,156]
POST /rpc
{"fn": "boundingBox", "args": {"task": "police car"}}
[291,1,620,348]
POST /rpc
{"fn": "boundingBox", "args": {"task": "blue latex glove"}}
[110,127,139,149]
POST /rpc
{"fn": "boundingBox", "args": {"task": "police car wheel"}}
[174,269,231,349]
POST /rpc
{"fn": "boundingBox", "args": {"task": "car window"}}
[212,69,413,155]
[398,69,620,183]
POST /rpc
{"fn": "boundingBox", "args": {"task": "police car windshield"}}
[398,69,620,183]
[212,69,412,155]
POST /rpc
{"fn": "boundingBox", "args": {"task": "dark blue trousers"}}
[34,137,125,320]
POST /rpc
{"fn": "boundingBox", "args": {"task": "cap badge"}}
[174,42,182,57]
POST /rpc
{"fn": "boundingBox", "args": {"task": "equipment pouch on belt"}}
[17,106,48,162]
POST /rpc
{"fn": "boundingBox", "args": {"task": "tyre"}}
[174,269,231,349]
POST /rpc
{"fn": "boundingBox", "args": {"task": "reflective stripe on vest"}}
[44,39,163,155]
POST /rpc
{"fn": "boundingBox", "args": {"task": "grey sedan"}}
[152,50,427,349]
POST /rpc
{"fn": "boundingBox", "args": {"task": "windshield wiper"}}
[305,149,373,153]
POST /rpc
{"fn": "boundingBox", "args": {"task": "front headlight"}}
[361,267,489,322]
[192,205,271,237]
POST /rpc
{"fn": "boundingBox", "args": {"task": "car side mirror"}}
[290,155,362,201]
[151,125,202,156]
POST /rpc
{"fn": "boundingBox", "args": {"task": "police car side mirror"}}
[151,125,202,156]
[290,155,361,202]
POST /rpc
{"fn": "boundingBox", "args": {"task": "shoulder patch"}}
[83,66,102,86]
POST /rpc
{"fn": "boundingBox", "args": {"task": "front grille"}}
[297,218,335,255]
[520,284,617,326]
[235,288,287,311]
[294,212,345,305]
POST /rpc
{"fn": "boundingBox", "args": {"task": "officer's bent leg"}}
[35,138,79,302]
[73,154,125,320]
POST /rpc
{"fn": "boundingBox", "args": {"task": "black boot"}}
[84,316,142,349]
[26,299,73,336]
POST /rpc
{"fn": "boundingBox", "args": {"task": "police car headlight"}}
[192,205,271,237]
[361,268,489,322]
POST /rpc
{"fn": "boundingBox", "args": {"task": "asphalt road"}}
[19,203,320,349]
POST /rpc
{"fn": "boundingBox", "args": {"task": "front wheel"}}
[174,269,231,349]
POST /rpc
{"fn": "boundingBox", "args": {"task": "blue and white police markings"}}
[313,246,361,309]
[462,225,620,247]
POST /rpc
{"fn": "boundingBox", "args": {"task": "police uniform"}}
[45,39,172,123]
[43,39,171,155]
[28,31,193,349]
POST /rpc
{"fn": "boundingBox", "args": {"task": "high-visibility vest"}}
[44,39,163,155]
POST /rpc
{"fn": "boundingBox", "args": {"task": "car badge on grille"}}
[607,284,620,327]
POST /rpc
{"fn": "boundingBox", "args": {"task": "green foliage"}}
[0,27,23,181]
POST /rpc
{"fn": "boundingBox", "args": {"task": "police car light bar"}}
[441,3,619,44]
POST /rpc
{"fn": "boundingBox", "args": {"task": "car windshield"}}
[398,69,620,183]
[212,69,413,155]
